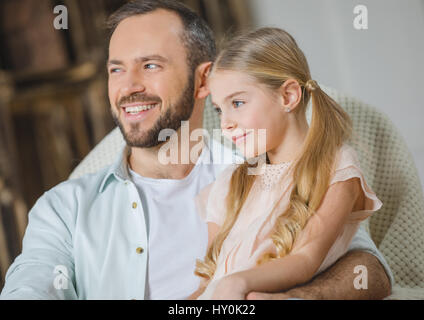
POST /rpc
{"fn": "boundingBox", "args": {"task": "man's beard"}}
[112,73,195,148]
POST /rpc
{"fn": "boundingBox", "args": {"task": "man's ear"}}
[194,61,212,99]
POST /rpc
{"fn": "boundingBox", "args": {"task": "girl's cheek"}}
[244,111,263,129]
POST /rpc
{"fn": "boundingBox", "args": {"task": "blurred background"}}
[0,0,422,288]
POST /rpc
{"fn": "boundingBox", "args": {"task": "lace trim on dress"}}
[260,162,292,190]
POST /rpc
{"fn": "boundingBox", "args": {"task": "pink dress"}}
[195,144,382,299]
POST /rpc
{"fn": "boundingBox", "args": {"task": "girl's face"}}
[208,70,290,159]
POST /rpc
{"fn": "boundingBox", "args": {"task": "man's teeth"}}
[125,104,157,114]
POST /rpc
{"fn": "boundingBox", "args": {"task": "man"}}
[0,0,392,299]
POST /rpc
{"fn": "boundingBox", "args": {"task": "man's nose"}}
[121,69,146,97]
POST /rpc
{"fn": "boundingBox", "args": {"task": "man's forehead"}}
[109,10,186,62]
[110,10,184,47]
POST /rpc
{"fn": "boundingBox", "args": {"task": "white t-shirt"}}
[129,143,227,299]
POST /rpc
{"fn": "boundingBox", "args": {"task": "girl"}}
[190,28,381,300]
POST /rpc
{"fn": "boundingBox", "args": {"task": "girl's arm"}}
[212,177,362,299]
[186,281,208,300]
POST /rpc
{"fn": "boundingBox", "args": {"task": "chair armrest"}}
[384,286,424,300]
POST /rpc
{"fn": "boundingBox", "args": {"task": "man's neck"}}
[128,123,205,180]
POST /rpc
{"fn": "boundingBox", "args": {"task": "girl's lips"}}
[232,131,252,144]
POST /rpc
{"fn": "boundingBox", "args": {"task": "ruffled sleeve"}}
[195,164,238,226]
[290,145,383,275]
[330,144,382,222]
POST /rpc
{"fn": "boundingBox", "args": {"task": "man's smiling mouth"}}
[120,102,160,115]
[123,104,158,114]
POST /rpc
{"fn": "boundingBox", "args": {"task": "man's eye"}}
[232,100,245,108]
[109,68,122,74]
[145,63,159,70]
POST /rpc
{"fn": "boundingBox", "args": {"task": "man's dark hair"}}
[107,0,216,73]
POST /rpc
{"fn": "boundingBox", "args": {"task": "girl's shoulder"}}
[214,163,240,185]
[331,143,382,221]
[196,163,241,226]
[332,144,361,172]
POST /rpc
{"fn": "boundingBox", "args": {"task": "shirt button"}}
[132,202,137,209]
[136,247,144,254]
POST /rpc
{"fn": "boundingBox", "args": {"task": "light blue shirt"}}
[0,141,393,299]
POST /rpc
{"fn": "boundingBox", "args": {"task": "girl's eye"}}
[145,63,159,70]
[214,107,222,116]
[232,100,245,108]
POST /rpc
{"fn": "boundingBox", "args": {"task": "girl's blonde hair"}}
[195,28,352,280]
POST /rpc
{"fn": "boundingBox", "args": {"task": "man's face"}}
[107,10,195,148]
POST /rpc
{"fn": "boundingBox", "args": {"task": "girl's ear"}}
[279,79,302,112]
[194,62,213,99]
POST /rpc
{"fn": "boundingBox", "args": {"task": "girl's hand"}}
[210,273,249,300]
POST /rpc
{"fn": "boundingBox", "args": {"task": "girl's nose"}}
[221,114,237,131]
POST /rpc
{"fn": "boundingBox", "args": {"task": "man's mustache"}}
[117,92,162,107]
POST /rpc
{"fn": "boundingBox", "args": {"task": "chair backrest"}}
[70,87,424,288]
[322,87,424,289]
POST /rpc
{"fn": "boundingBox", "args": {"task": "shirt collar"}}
[98,134,215,193]
[98,145,131,193]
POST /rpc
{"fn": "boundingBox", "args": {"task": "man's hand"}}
[246,250,391,300]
